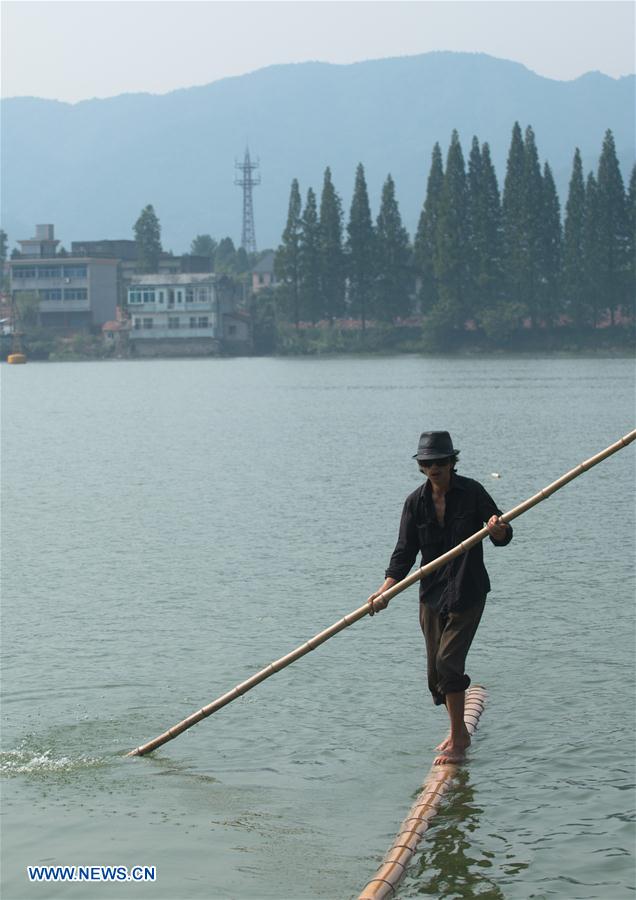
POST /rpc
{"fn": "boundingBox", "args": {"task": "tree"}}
[596,129,628,326]
[433,130,469,330]
[502,122,526,310]
[466,137,504,323]
[346,163,375,330]
[414,143,444,315]
[465,135,483,316]
[471,139,521,343]
[215,237,238,273]
[236,247,249,273]
[582,172,602,326]
[374,174,412,321]
[520,125,545,327]
[0,229,8,292]
[134,204,162,273]
[466,139,505,328]
[627,165,636,316]
[14,291,40,329]
[299,188,322,323]
[190,234,217,260]
[318,167,346,322]
[275,178,303,328]
[249,286,278,354]
[540,162,562,327]
[562,148,588,327]
[477,142,504,313]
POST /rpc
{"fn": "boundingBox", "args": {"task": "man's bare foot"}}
[436,727,471,752]
[433,740,469,766]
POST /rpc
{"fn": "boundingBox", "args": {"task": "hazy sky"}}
[2,1,634,103]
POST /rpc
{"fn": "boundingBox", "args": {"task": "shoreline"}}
[3,346,634,363]
[3,323,634,363]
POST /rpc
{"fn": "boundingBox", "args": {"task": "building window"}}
[13,267,37,279]
[228,324,237,336]
[189,317,197,329]
[38,267,61,279]
[197,287,209,302]
[198,317,209,328]
[142,290,155,303]
[63,289,88,300]
[158,291,165,303]
[185,288,194,304]
[134,318,141,329]
[177,291,183,303]
[62,266,87,279]
[42,289,62,301]
[168,317,180,329]
[142,318,153,329]
[258,274,265,285]
[129,291,142,304]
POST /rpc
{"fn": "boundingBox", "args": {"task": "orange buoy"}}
[7,352,27,364]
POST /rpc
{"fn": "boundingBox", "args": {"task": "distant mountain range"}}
[2,52,634,253]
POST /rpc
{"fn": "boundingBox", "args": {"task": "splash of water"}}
[0,745,104,777]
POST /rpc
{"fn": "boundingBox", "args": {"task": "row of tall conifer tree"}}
[274,124,634,339]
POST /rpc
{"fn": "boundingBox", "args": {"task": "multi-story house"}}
[251,251,279,293]
[9,225,117,332]
[127,273,250,356]
[71,240,213,308]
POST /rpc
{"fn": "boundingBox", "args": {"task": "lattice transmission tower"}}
[234,147,260,254]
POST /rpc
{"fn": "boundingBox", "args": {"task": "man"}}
[367,431,512,765]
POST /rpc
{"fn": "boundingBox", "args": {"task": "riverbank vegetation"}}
[268,123,634,353]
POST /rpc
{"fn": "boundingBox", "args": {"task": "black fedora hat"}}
[412,431,458,461]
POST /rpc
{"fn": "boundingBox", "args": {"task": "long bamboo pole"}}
[126,429,635,758]
[358,685,488,900]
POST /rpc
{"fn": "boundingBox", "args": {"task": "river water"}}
[1,355,634,900]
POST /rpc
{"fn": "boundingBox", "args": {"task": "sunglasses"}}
[418,458,452,468]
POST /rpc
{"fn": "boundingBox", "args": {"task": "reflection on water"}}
[403,769,514,899]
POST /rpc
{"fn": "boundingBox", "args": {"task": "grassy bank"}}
[2,322,633,362]
[268,322,636,356]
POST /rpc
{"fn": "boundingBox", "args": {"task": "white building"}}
[127,273,250,356]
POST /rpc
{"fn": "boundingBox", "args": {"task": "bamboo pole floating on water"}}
[126,429,635,758]
[357,685,488,900]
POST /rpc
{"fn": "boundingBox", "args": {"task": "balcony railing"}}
[39,299,90,312]
[127,301,215,312]
[12,274,89,286]
[131,327,217,340]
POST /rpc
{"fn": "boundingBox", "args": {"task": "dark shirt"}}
[385,473,512,612]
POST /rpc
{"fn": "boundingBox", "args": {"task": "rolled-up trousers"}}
[419,597,486,705]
